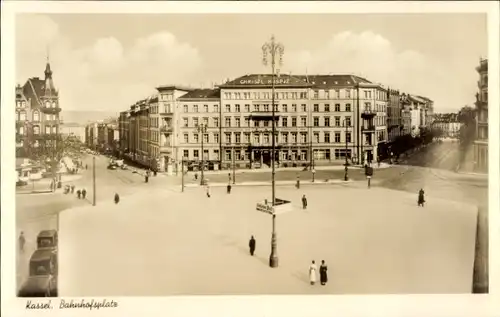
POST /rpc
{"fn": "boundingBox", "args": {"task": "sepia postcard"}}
[1,1,499,317]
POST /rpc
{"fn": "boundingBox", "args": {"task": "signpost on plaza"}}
[262,35,284,268]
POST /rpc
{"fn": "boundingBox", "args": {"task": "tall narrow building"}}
[474,58,488,172]
[15,59,62,160]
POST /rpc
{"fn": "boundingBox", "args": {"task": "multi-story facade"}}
[386,89,402,142]
[16,61,61,160]
[177,89,221,170]
[474,58,488,172]
[117,73,436,171]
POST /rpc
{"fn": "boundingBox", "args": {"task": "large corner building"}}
[118,74,433,174]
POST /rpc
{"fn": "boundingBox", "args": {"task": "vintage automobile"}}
[18,249,58,297]
[37,230,58,250]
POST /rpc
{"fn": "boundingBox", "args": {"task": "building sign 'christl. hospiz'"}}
[239,78,291,85]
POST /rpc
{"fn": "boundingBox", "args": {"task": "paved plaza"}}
[59,183,478,296]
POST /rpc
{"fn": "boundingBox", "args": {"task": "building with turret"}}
[16,59,62,160]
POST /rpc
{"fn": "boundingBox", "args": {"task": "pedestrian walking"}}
[302,194,308,210]
[19,232,25,252]
[418,188,425,207]
[227,184,232,194]
[145,174,149,183]
[70,185,75,194]
[309,260,317,285]
[228,173,231,184]
[296,175,300,189]
[114,193,120,204]
[249,235,256,256]
[82,188,87,199]
[194,172,198,181]
[76,189,81,199]
[319,260,328,286]
[206,184,211,198]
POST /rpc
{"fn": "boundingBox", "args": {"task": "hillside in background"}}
[61,110,119,126]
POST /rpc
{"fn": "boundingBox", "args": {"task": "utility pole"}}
[92,156,96,206]
[197,123,207,185]
[232,148,236,184]
[344,119,349,181]
[181,159,185,192]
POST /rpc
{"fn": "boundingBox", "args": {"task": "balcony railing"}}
[40,106,62,114]
[250,111,280,120]
[361,109,377,118]
[160,125,174,132]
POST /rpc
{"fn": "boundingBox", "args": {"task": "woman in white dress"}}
[309,260,317,285]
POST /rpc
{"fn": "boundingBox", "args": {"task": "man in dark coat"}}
[296,175,300,189]
[302,194,307,210]
[82,188,87,199]
[114,193,120,204]
[418,188,425,207]
[227,184,232,194]
[76,189,81,199]
[320,260,328,285]
[249,236,256,256]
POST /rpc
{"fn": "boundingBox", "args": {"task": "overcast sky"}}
[16,13,487,113]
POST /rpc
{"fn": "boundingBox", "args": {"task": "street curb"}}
[16,190,54,195]
[184,180,356,188]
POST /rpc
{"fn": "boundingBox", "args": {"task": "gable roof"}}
[178,89,221,100]
[219,74,312,88]
[23,78,45,108]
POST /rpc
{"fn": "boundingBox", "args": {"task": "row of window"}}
[181,116,354,128]
[17,125,58,135]
[16,112,58,122]
[181,148,353,161]
[182,131,353,144]
[17,100,59,109]
[182,103,357,114]
[221,89,387,101]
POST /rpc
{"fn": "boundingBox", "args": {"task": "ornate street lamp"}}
[262,35,284,268]
[197,123,208,185]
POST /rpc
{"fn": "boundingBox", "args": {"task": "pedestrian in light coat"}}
[249,235,256,256]
[309,260,318,285]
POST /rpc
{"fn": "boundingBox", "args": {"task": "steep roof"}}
[219,74,312,88]
[23,78,45,108]
[178,89,221,100]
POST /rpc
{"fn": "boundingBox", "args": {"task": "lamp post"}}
[343,119,350,181]
[262,35,284,268]
[197,123,207,185]
[232,148,236,184]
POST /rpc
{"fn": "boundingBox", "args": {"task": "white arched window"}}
[51,101,56,108]
[33,126,40,135]
[45,101,50,108]
[19,111,27,121]
[33,111,40,121]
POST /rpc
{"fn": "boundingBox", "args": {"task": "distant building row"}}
[431,113,462,138]
[84,120,120,154]
[117,74,434,173]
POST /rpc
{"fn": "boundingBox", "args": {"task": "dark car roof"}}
[18,276,51,297]
[37,230,57,238]
[30,249,56,262]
